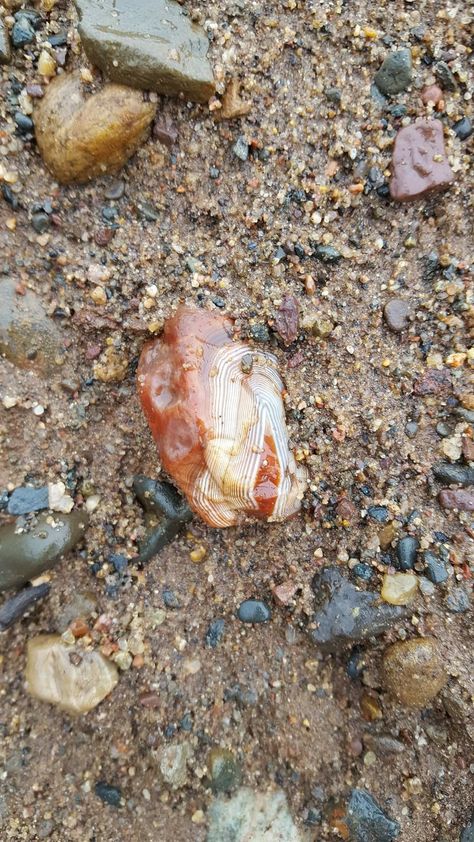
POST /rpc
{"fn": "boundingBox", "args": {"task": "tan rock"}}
[35,72,156,184]
[382,637,447,707]
[26,634,118,714]
[218,79,252,121]
[381,572,418,605]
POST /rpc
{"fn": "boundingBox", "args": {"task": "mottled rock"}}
[11,15,35,49]
[310,567,407,651]
[374,49,412,96]
[208,747,242,794]
[414,368,451,396]
[0,18,12,64]
[445,587,470,613]
[383,299,409,333]
[346,789,400,842]
[26,635,118,714]
[0,278,65,375]
[7,486,49,516]
[433,463,474,486]
[205,618,226,648]
[207,787,305,842]
[237,599,271,623]
[423,551,448,585]
[390,120,454,202]
[159,743,193,788]
[438,488,474,512]
[382,638,447,707]
[434,61,457,91]
[74,0,214,102]
[35,71,156,183]
[95,782,122,807]
[396,536,419,570]
[0,510,88,593]
[381,572,418,605]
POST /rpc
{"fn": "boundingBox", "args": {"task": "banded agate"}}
[137,307,307,528]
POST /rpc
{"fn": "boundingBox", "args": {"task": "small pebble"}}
[438,488,474,512]
[433,463,474,487]
[233,136,249,161]
[367,505,389,523]
[31,212,50,234]
[382,637,447,707]
[7,485,49,516]
[95,782,122,807]
[423,551,448,585]
[396,536,419,570]
[163,589,181,609]
[434,60,457,91]
[453,117,473,141]
[237,599,271,623]
[383,299,409,333]
[445,587,470,613]
[374,48,412,95]
[381,572,418,605]
[313,244,342,264]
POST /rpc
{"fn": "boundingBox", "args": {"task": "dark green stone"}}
[0,511,88,592]
[208,748,242,794]
[74,0,214,102]
[374,49,412,95]
[313,245,342,264]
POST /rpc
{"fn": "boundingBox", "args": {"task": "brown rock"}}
[383,299,409,333]
[153,119,178,149]
[274,295,299,345]
[218,78,252,121]
[438,488,474,512]
[414,368,451,395]
[420,84,443,106]
[382,637,447,708]
[462,436,474,462]
[336,497,359,524]
[389,119,454,202]
[35,72,156,184]
[272,581,298,606]
[379,522,396,550]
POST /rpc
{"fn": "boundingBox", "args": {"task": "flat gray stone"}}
[207,787,307,842]
[75,0,215,102]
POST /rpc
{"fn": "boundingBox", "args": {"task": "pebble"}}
[445,587,470,613]
[420,84,443,106]
[26,635,118,714]
[274,294,299,345]
[159,743,192,788]
[313,244,342,263]
[418,576,436,597]
[272,580,298,604]
[233,136,249,161]
[396,536,419,570]
[237,599,271,623]
[31,212,50,234]
[12,16,35,49]
[34,71,156,183]
[433,463,474,487]
[453,117,473,141]
[382,637,447,707]
[423,551,448,585]
[438,488,474,512]
[460,814,474,842]
[0,277,65,375]
[104,179,125,200]
[0,510,88,592]
[153,120,178,148]
[381,572,418,605]
[346,789,400,842]
[325,86,341,103]
[207,787,305,842]
[0,17,11,64]
[434,60,457,91]
[208,747,242,794]
[94,782,122,807]
[0,583,50,632]
[75,0,215,102]
[383,299,409,333]
[205,618,226,648]
[379,522,396,550]
[390,119,454,202]
[367,505,389,523]
[374,48,412,96]
[6,485,49,516]
[163,589,181,609]
[249,323,270,343]
[15,112,34,134]
[310,567,408,650]
[353,563,373,581]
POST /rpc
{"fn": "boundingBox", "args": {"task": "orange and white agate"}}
[137,306,307,528]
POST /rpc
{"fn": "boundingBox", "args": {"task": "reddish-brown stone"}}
[438,489,474,512]
[462,436,474,463]
[274,294,299,345]
[390,119,454,202]
[414,368,451,396]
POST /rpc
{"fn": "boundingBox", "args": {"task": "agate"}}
[137,307,307,528]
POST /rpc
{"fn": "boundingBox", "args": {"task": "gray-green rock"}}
[207,787,306,842]
[347,789,400,842]
[74,0,215,102]
[0,511,89,592]
[159,743,193,789]
[0,17,12,64]
[374,49,412,95]
[0,278,66,374]
[208,747,242,794]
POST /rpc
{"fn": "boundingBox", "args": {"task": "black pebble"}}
[94,782,121,807]
[352,563,373,581]
[396,535,419,570]
[31,212,50,234]
[424,551,448,585]
[453,117,473,141]
[14,112,34,134]
[205,618,226,647]
[237,598,271,623]
[313,244,342,264]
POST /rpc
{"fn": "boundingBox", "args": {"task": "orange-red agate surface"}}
[137,306,308,528]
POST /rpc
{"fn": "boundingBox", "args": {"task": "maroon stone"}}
[439,489,474,512]
[390,119,454,202]
[414,368,451,396]
[274,294,299,345]
[153,120,178,149]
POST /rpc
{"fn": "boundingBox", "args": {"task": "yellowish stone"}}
[381,572,418,605]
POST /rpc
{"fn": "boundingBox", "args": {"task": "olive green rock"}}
[26,635,118,714]
[0,278,65,374]
[0,511,89,592]
[208,748,242,794]
[382,637,447,708]
[74,0,215,102]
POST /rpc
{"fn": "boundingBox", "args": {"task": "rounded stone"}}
[396,535,419,570]
[374,49,412,96]
[237,599,271,623]
[381,572,418,605]
[383,299,409,333]
[382,637,447,707]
